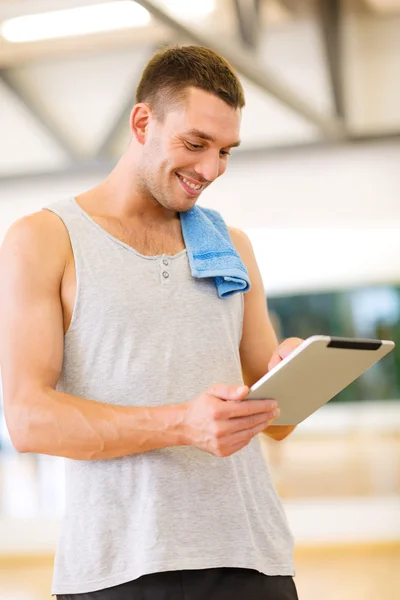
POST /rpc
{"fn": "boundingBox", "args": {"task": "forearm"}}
[11,387,187,460]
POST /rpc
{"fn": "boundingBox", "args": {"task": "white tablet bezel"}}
[245,335,395,425]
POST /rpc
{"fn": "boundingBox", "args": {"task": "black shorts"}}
[56,567,299,599]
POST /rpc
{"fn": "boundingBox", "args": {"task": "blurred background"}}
[0,0,399,598]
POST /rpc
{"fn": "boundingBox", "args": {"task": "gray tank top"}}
[46,197,295,596]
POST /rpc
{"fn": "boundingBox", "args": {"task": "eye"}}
[220,150,231,156]
[185,142,203,151]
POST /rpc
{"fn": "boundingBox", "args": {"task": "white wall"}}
[1,140,400,295]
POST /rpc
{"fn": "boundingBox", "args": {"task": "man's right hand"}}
[182,385,280,457]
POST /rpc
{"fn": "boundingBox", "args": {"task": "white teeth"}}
[179,175,201,190]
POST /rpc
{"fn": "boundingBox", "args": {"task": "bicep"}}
[229,228,278,387]
[0,214,65,433]
[240,272,278,386]
[240,289,278,387]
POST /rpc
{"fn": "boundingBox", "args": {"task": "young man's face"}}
[140,86,241,213]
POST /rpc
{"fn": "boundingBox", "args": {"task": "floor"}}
[294,546,400,600]
[0,430,399,599]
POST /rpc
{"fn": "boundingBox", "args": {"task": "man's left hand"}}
[267,337,304,372]
[262,337,304,441]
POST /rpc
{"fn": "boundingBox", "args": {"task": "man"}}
[0,45,302,599]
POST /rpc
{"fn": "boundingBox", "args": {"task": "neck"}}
[79,152,177,225]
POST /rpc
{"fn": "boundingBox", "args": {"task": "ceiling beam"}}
[0,68,82,163]
[1,131,400,185]
[95,44,164,160]
[133,0,346,141]
[232,130,400,159]
[277,0,302,15]
[0,26,167,68]
[316,0,346,120]
[0,157,112,185]
[94,94,133,161]
[232,0,261,50]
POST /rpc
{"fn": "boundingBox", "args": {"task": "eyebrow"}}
[184,128,241,148]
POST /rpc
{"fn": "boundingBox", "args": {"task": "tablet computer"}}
[245,335,395,425]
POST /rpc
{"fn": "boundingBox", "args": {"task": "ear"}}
[130,103,152,145]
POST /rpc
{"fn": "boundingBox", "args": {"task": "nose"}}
[195,152,223,183]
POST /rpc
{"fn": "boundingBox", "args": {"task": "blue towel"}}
[180,205,251,298]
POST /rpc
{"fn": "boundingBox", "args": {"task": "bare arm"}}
[0,213,278,460]
[0,212,186,460]
[229,227,296,442]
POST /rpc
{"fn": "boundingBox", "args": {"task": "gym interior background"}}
[0,0,399,598]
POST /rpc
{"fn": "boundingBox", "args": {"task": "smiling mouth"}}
[176,173,204,196]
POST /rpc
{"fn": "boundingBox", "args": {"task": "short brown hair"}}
[136,45,245,120]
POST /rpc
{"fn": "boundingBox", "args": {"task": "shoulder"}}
[228,226,266,295]
[228,226,255,264]
[3,209,68,243]
[228,226,251,245]
[1,210,71,278]
[2,209,70,256]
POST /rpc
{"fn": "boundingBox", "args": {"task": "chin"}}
[164,195,198,213]
[178,197,199,212]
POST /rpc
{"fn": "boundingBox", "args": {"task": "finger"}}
[225,410,280,434]
[228,419,272,447]
[228,398,278,418]
[268,355,281,371]
[207,384,249,401]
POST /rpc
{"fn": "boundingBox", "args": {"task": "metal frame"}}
[95,44,161,159]
[0,69,82,163]
[278,0,301,14]
[133,0,345,140]
[232,0,261,50]
[1,132,399,185]
[0,0,396,183]
[317,0,346,121]
[95,95,134,160]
